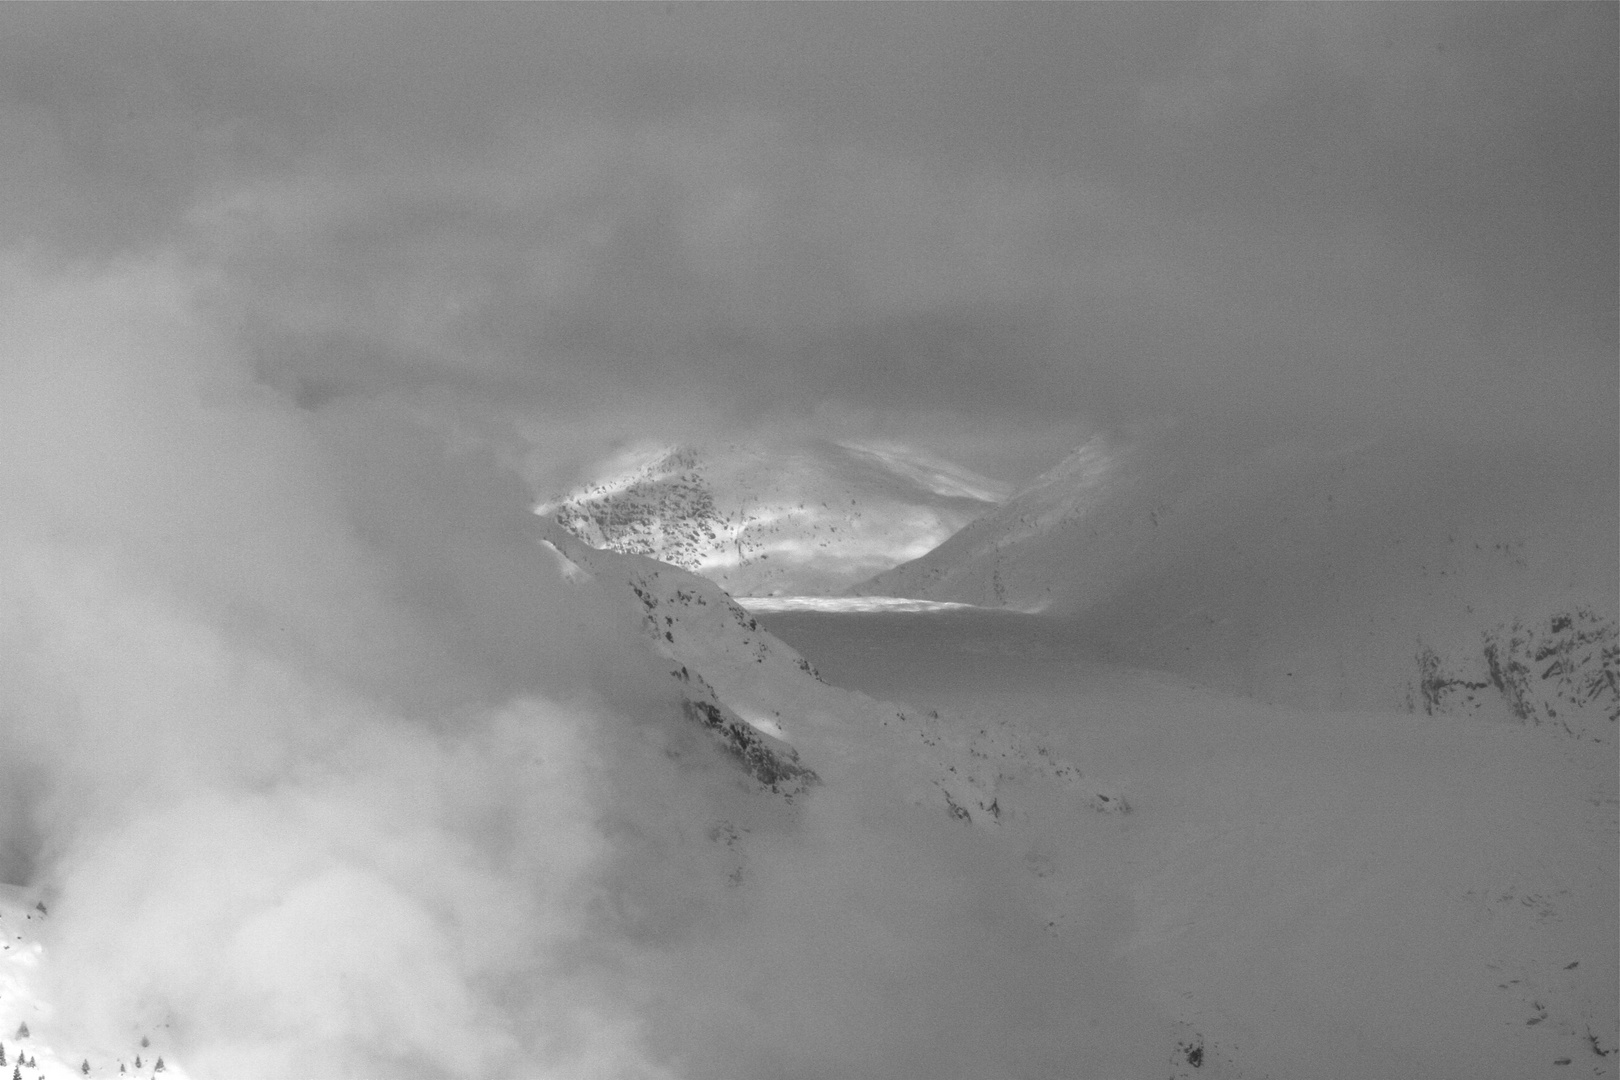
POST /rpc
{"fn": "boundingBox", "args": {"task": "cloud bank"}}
[0,4,1611,476]
[0,255,661,1075]
[0,257,1158,1078]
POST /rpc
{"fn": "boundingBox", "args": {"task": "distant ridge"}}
[855,426,1619,735]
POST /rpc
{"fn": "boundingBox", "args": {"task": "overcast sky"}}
[2,3,1614,481]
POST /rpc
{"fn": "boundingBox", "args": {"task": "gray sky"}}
[2,3,1614,479]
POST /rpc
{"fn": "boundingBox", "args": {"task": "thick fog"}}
[0,259,1146,1077]
[0,6,1613,1078]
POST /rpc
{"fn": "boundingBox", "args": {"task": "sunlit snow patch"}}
[730,705,787,740]
[733,595,988,614]
[0,885,190,1080]
[533,439,1004,596]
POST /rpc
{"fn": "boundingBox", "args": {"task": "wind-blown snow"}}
[833,441,1013,504]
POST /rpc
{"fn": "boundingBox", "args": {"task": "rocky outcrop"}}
[540,517,818,797]
[1413,607,1618,743]
[537,440,1004,596]
[678,691,819,797]
[546,447,730,575]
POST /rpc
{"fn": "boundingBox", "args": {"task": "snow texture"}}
[537,440,1005,596]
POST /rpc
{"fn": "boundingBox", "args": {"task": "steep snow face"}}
[855,428,1619,732]
[536,440,1007,596]
[536,516,1128,824]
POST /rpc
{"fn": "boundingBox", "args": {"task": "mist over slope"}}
[536,440,1006,596]
[0,258,1153,1080]
[0,258,1610,1080]
[856,426,1620,730]
[535,515,1127,825]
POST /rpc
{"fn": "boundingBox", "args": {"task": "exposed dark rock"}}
[680,695,818,797]
[1414,609,1617,741]
[1414,644,1489,716]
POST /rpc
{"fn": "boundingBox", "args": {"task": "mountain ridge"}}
[537,439,1007,596]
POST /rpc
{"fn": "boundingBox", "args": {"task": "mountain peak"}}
[537,439,1006,596]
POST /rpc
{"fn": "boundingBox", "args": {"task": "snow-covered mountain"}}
[535,515,1127,824]
[4,468,1608,1079]
[535,439,1008,596]
[855,426,1619,737]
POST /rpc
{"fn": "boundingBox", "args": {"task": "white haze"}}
[0,256,1147,1078]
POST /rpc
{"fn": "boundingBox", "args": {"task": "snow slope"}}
[529,491,1620,1077]
[0,886,188,1080]
[855,427,1619,735]
[754,606,1619,1080]
[536,516,1128,824]
[536,439,1007,596]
